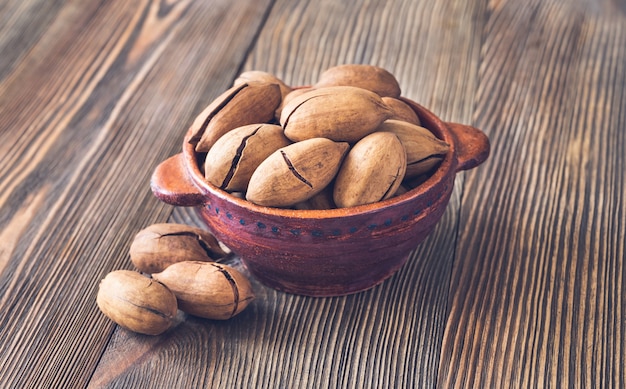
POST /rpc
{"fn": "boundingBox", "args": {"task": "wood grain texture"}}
[0,0,273,387]
[439,0,626,387]
[1,0,624,388]
[246,0,484,123]
[99,198,461,389]
[94,0,485,387]
[247,0,486,384]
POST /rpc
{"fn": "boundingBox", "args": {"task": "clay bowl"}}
[151,99,489,297]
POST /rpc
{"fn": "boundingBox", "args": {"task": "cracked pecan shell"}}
[279,86,392,143]
[333,132,407,208]
[129,223,227,274]
[246,138,349,207]
[378,119,449,178]
[97,270,177,335]
[153,261,254,320]
[189,81,282,152]
[204,123,291,192]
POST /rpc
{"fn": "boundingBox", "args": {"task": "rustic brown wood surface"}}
[0,0,624,387]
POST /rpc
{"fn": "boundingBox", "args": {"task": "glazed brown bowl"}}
[151,99,489,296]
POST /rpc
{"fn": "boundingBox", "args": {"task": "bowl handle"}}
[445,122,490,172]
[150,153,206,207]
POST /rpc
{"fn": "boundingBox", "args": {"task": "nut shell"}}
[275,87,314,120]
[333,132,407,208]
[153,261,254,320]
[233,70,292,99]
[246,138,349,207]
[381,97,421,125]
[314,64,401,98]
[96,270,177,335]
[204,123,291,191]
[190,82,282,152]
[280,86,392,143]
[129,223,227,274]
[378,119,449,177]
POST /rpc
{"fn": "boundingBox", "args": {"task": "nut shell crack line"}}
[280,150,313,188]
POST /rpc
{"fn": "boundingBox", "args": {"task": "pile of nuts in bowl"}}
[96,65,451,335]
[192,64,450,210]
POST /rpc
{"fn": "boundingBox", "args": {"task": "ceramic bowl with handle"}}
[151,98,489,297]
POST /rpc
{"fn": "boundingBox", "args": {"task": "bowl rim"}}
[182,99,457,220]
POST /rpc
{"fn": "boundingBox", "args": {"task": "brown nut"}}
[130,223,227,274]
[378,119,449,177]
[274,87,314,120]
[314,64,401,98]
[96,270,178,336]
[204,123,291,192]
[153,261,254,320]
[279,86,392,143]
[333,132,407,208]
[189,81,282,152]
[381,97,421,125]
[246,138,349,207]
[234,70,292,100]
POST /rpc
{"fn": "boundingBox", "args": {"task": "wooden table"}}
[1,0,624,387]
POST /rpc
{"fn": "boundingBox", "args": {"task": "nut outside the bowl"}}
[151,97,489,296]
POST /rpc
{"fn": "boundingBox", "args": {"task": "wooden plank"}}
[0,0,273,387]
[90,224,459,388]
[88,0,486,387]
[438,0,626,387]
[226,0,487,386]
[0,0,65,82]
